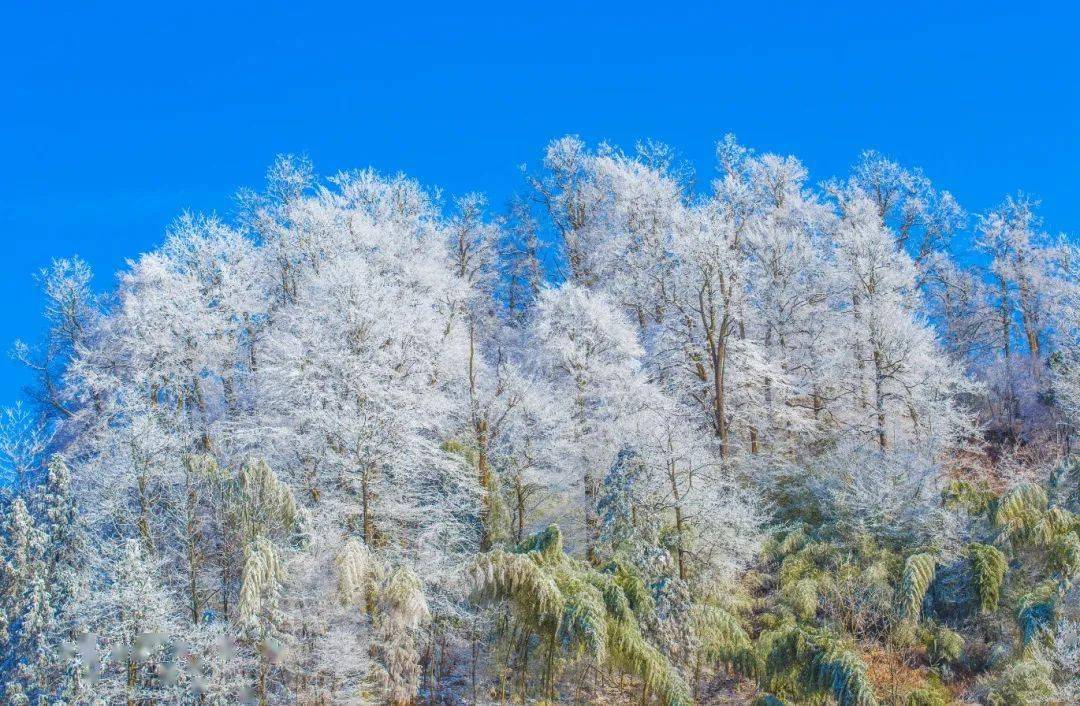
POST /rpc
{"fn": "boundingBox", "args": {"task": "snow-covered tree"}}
[0,498,49,703]
[2,137,1075,705]
[531,284,652,561]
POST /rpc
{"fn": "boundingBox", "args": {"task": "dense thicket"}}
[0,137,1077,704]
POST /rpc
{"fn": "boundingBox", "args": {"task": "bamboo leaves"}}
[900,553,936,621]
[968,543,1007,614]
[467,525,691,706]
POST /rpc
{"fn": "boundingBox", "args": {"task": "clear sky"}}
[1,1,1077,406]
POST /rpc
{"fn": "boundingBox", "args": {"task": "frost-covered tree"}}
[0,498,49,703]
[830,193,972,453]
[1,137,1076,705]
[531,284,652,561]
[0,403,51,492]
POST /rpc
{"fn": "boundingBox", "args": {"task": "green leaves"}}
[982,654,1055,706]
[775,527,809,557]
[468,525,691,706]
[778,578,819,622]
[237,459,306,542]
[919,624,963,665]
[237,537,283,626]
[470,550,564,626]
[900,553,936,621]
[942,478,996,515]
[691,604,760,677]
[992,483,1048,547]
[335,538,380,608]
[560,576,609,661]
[968,543,1007,614]
[809,642,878,706]
[761,623,878,706]
[514,523,564,562]
[1048,530,1080,579]
[1016,581,1058,647]
[606,619,692,706]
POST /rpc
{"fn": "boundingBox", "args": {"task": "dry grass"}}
[862,646,931,704]
[861,645,975,706]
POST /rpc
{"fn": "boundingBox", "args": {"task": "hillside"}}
[1,138,1077,704]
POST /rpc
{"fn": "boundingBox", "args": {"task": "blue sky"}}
[1,1,1077,406]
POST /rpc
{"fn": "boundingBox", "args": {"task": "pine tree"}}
[0,498,50,702]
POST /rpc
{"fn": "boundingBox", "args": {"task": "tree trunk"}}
[476,418,492,551]
[185,474,202,624]
[999,275,1011,359]
[514,475,526,544]
[668,459,688,581]
[872,347,888,451]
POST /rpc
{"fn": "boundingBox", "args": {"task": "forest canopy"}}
[0,136,1077,705]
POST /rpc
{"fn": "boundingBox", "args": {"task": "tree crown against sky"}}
[0,134,1077,704]
[2,0,1078,406]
